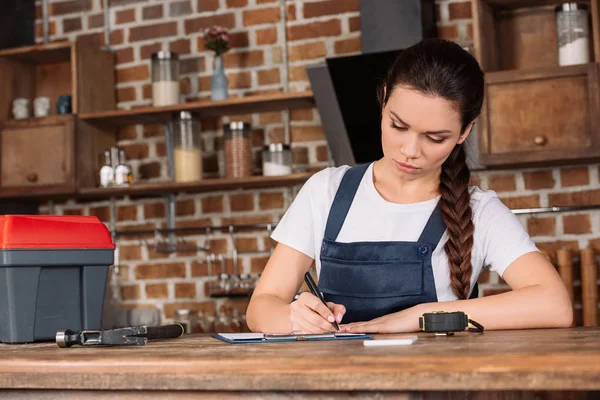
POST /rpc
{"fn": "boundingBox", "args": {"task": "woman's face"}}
[380,85,472,179]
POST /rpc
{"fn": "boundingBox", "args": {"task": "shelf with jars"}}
[472,0,600,167]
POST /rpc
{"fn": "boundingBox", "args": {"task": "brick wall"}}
[34,0,597,325]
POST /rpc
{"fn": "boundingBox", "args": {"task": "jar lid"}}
[228,121,251,130]
[264,143,291,152]
[172,111,198,120]
[151,51,180,61]
[555,3,588,12]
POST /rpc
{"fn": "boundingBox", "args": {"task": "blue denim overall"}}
[318,163,477,323]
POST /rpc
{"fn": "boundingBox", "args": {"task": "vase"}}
[211,55,228,101]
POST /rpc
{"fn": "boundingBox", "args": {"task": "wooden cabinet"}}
[472,0,600,167]
[0,39,115,196]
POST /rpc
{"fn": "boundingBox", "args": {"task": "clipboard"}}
[212,332,372,344]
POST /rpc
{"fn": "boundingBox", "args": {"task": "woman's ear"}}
[457,120,475,145]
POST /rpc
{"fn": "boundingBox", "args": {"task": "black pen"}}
[304,271,340,331]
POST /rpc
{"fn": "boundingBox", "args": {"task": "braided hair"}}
[379,39,484,299]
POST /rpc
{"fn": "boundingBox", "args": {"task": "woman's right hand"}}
[289,292,346,333]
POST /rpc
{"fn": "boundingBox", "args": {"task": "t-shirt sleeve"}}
[474,191,540,278]
[270,173,318,259]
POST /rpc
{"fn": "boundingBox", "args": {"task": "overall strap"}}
[417,202,447,250]
[323,163,370,241]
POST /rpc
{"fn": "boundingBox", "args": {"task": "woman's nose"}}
[400,134,420,159]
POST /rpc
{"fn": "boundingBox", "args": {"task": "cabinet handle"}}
[26,173,38,183]
[534,136,548,146]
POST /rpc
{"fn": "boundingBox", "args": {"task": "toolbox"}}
[0,215,115,344]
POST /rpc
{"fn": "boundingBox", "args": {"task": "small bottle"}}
[114,148,132,186]
[99,150,114,188]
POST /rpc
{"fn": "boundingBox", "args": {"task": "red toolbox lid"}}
[0,215,115,250]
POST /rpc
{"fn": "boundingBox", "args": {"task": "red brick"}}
[535,240,580,253]
[110,29,125,46]
[118,126,137,141]
[135,263,186,279]
[467,23,473,41]
[35,21,56,38]
[349,16,360,32]
[117,87,136,103]
[116,65,149,84]
[488,174,517,193]
[89,206,110,222]
[116,9,136,24]
[118,205,137,221]
[560,167,589,187]
[139,161,162,179]
[146,283,169,299]
[115,47,134,65]
[191,261,210,277]
[121,143,148,161]
[287,3,297,21]
[563,214,592,234]
[293,147,309,164]
[230,32,250,49]
[163,301,216,319]
[317,145,329,162]
[527,217,556,237]
[548,190,600,207]
[288,20,341,41]
[523,170,555,190]
[177,199,196,216]
[258,67,280,86]
[229,71,252,89]
[230,193,254,212]
[223,50,264,68]
[227,0,247,7]
[208,238,228,254]
[181,56,205,74]
[256,0,276,2]
[169,38,191,55]
[120,245,142,261]
[292,126,325,142]
[289,42,326,62]
[52,0,92,16]
[170,0,192,17]
[256,27,277,45]
[235,237,259,252]
[198,0,219,12]
[63,209,84,216]
[116,223,157,240]
[449,1,472,19]
[143,124,164,138]
[291,108,313,121]
[289,66,308,82]
[498,195,540,209]
[243,7,280,26]
[185,13,235,34]
[201,195,223,213]
[120,284,140,300]
[175,283,196,298]
[130,22,178,42]
[251,256,270,273]
[259,192,284,210]
[143,4,163,20]
[140,43,162,60]
[303,0,359,18]
[259,111,282,124]
[144,202,165,219]
[437,25,459,41]
[221,215,274,226]
[334,36,361,55]
[63,16,82,33]
[170,218,213,232]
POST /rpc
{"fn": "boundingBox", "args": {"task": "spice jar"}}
[556,3,590,66]
[224,121,253,178]
[151,51,180,106]
[262,143,292,176]
[171,111,202,182]
[174,309,193,333]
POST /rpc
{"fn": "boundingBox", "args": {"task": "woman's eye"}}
[426,136,445,144]
[390,122,408,131]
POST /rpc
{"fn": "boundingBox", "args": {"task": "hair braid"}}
[439,144,474,300]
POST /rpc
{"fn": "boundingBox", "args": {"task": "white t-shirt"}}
[271,163,539,301]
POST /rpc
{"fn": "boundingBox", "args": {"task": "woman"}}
[246,39,573,334]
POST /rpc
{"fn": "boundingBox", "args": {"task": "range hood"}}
[307,0,483,170]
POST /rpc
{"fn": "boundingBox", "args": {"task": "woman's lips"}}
[394,160,420,173]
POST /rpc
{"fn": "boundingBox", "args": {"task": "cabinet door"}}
[479,64,600,166]
[1,115,74,189]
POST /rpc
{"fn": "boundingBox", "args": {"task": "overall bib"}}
[318,163,477,323]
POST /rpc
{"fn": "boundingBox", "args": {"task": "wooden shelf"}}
[0,41,72,64]
[484,0,590,10]
[485,63,589,84]
[75,171,316,201]
[79,91,315,125]
[1,114,74,129]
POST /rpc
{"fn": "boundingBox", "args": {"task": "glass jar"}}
[224,121,253,178]
[171,111,202,182]
[262,143,292,176]
[174,309,193,333]
[556,3,590,66]
[151,51,180,106]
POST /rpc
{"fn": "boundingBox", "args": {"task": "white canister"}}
[33,96,50,118]
[556,3,590,66]
[12,98,30,120]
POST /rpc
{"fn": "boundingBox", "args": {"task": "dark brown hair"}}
[379,39,485,299]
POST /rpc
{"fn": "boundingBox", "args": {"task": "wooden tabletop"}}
[0,327,599,392]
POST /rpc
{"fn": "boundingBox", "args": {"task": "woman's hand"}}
[289,292,346,333]
[341,305,422,333]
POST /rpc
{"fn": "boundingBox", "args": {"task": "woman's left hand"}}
[340,305,423,333]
